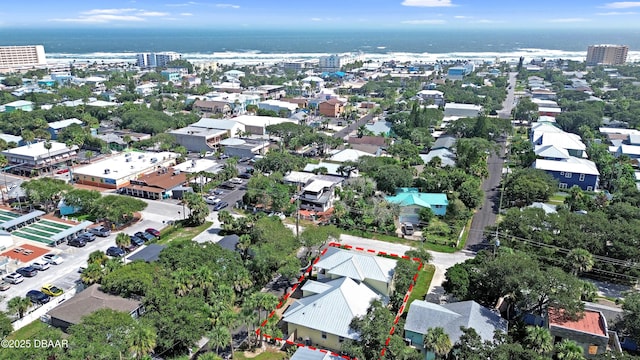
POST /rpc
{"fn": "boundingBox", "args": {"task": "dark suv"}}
[16,266,38,277]
[129,235,145,247]
[26,290,50,304]
[68,237,87,247]
[106,246,125,257]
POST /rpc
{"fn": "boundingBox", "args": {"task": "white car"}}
[205,196,221,205]
[31,261,50,271]
[230,178,243,184]
[42,254,64,265]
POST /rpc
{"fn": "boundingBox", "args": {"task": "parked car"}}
[41,284,64,297]
[129,235,145,247]
[123,244,139,253]
[89,226,111,237]
[0,280,10,291]
[68,237,87,248]
[26,290,50,305]
[42,254,64,265]
[78,267,86,274]
[106,246,125,257]
[55,168,70,174]
[238,172,251,179]
[212,189,224,195]
[230,177,243,184]
[31,261,50,271]
[205,196,221,205]
[213,201,228,211]
[78,232,96,242]
[16,266,38,278]
[145,228,160,239]
[402,223,415,236]
[135,231,155,241]
[3,273,22,284]
[218,154,229,159]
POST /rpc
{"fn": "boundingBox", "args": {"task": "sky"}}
[1,0,640,30]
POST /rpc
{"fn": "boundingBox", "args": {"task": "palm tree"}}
[208,326,231,356]
[80,263,103,285]
[129,322,157,359]
[88,250,108,266]
[7,296,31,319]
[173,269,194,296]
[524,326,553,355]
[43,140,53,174]
[554,339,585,360]
[115,232,130,249]
[84,150,94,163]
[567,248,594,276]
[423,327,452,359]
[194,266,215,297]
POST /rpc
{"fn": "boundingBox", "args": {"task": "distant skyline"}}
[1,0,640,30]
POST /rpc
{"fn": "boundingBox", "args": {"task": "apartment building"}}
[0,45,47,71]
[586,45,628,66]
[136,52,182,68]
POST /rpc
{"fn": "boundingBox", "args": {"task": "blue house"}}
[533,157,600,191]
[385,188,448,224]
[48,118,83,140]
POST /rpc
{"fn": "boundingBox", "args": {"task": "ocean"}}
[2,28,640,65]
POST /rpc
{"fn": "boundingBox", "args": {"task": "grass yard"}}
[5,320,51,340]
[405,264,436,312]
[234,349,288,360]
[155,221,213,245]
[548,193,568,205]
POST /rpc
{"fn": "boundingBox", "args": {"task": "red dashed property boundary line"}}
[256,242,423,360]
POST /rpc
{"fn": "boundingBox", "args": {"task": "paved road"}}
[332,113,374,140]
[498,72,518,119]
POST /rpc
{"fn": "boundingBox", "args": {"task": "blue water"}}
[1,28,639,54]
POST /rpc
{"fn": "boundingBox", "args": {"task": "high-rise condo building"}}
[0,45,47,71]
[136,52,182,68]
[586,44,628,66]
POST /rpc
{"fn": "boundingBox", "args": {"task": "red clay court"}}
[1,243,50,263]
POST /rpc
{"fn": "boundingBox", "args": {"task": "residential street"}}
[332,113,374,140]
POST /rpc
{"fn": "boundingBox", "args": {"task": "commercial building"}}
[318,54,358,72]
[136,52,182,68]
[2,141,78,176]
[586,45,628,66]
[0,45,46,71]
[169,118,242,153]
[121,168,187,200]
[72,151,178,189]
[258,100,298,117]
[444,103,483,118]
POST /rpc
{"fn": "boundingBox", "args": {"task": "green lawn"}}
[5,320,50,340]
[234,349,288,360]
[548,193,568,205]
[405,264,435,312]
[154,221,213,245]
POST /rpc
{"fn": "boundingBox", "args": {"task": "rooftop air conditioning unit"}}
[126,157,132,162]
[104,169,110,174]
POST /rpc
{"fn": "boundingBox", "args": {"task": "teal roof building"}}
[385,188,448,223]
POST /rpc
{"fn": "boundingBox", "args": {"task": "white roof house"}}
[328,149,373,163]
[444,103,483,118]
[232,115,296,135]
[599,127,640,136]
[534,145,571,160]
[303,162,358,177]
[283,277,381,340]
[48,118,83,130]
[533,157,600,176]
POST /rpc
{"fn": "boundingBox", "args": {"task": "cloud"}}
[602,1,640,8]
[546,17,590,23]
[180,12,193,16]
[50,8,171,23]
[215,3,240,8]
[401,0,456,7]
[596,11,637,14]
[82,8,137,15]
[473,19,500,23]
[138,11,170,16]
[311,18,322,21]
[401,19,447,24]
[165,1,198,7]
[454,15,471,19]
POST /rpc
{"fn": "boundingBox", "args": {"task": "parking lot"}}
[0,197,181,312]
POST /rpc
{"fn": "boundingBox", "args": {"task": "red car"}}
[145,228,160,239]
[56,168,70,174]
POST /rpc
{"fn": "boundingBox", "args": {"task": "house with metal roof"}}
[419,148,456,167]
[313,247,397,296]
[430,135,457,150]
[289,347,342,360]
[533,157,599,191]
[283,277,382,351]
[48,118,83,140]
[404,300,507,356]
[385,188,448,224]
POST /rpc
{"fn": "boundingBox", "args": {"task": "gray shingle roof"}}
[404,300,507,344]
